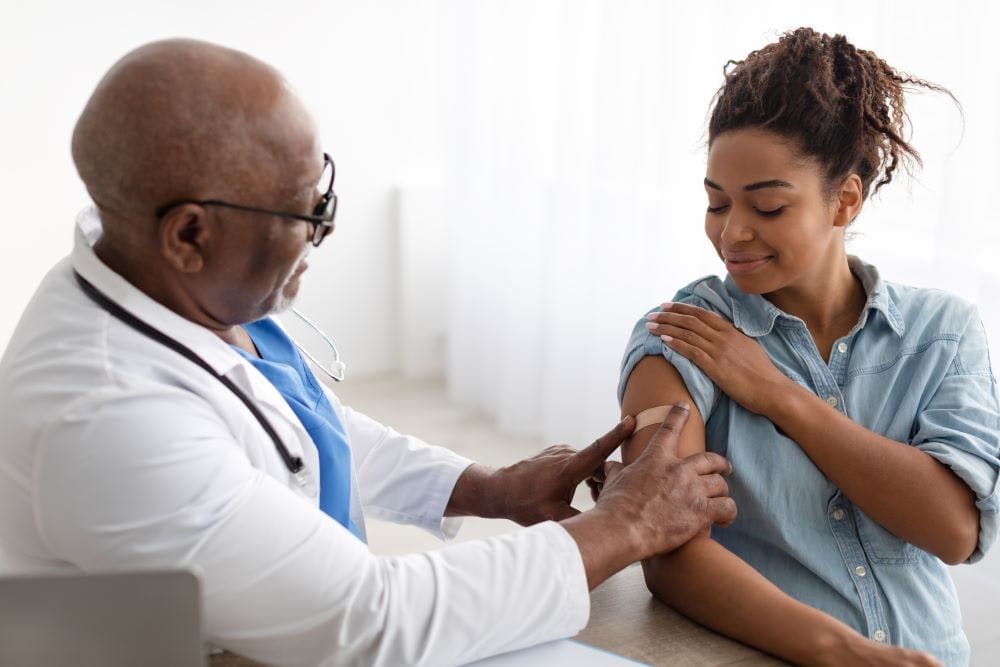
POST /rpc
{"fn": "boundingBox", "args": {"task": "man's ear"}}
[158,205,210,273]
[833,174,864,228]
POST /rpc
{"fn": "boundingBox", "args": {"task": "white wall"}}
[431,0,1000,446]
[4,0,1000,389]
[0,0,445,376]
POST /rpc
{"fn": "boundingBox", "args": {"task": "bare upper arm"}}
[620,355,706,465]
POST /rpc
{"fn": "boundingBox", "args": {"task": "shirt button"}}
[873,629,887,642]
[832,508,846,521]
[826,396,839,407]
[837,342,848,354]
[855,565,867,577]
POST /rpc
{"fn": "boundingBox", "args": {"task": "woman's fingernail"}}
[644,321,657,330]
[661,301,674,309]
[645,312,658,320]
[660,334,673,343]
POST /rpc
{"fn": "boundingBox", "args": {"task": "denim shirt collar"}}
[725,255,906,339]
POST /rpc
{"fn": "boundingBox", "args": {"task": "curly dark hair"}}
[708,27,956,200]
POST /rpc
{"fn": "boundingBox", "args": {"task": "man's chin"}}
[269,295,298,315]
[269,283,302,315]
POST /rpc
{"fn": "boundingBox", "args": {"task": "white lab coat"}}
[0,207,590,666]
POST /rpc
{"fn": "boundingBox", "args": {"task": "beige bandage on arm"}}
[634,405,674,431]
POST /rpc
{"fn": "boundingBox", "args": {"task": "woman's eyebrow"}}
[703,177,794,192]
[744,179,794,192]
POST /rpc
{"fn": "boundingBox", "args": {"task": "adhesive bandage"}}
[634,405,676,431]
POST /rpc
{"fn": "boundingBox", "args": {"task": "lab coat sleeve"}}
[34,384,590,667]
[325,387,474,539]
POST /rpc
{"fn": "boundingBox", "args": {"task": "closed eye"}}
[707,205,785,217]
[755,206,785,218]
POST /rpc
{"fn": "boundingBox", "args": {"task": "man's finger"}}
[635,404,690,461]
[685,450,734,477]
[707,497,737,527]
[568,415,636,476]
[601,461,624,487]
[701,473,729,498]
[551,505,581,521]
[589,460,616,484]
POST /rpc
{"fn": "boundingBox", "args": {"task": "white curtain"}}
[435,0,1000,447]
[431,0,1000,622]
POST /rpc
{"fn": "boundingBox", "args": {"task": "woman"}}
[618,28,999,666]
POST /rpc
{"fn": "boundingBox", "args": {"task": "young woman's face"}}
[703,128,846,296]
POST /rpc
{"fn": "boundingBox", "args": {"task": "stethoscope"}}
[286,308,346,383]
[73,271,344,484]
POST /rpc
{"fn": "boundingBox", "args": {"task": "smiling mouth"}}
[724,256,773,275]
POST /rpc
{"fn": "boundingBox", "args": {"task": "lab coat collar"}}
[71,205,247,377]
[72,205,317,492]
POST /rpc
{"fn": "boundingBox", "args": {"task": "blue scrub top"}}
[233,318,362,540]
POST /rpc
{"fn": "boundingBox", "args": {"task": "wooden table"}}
[210,564,785,666]
[575,564,785,666]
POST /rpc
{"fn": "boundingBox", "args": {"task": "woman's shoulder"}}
[878,279,995,380]
[624,275,729,348]
[622,274,734,359]
[884,280,981,332]
[672,274,735,318]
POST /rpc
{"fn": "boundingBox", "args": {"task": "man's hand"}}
[446,417,638,525]
[593,403,735,557]
[561,404,737,588]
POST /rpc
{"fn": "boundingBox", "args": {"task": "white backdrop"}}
[0,0,445,376]
[1,0,998,446]
[1,0,998,654]
[438,1,999,446]
[428,5,1000,637]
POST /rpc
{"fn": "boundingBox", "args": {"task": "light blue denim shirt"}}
[618,257,1000,665]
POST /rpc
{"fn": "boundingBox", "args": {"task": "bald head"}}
[72,38,318,222]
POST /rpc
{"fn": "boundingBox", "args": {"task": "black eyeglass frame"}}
[153,153,338,247]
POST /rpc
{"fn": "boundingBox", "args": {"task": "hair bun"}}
[709,27,955,200]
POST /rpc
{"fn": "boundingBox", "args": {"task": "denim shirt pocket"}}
[854,508,921,565]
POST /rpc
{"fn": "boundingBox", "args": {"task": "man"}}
[0,39,735,665]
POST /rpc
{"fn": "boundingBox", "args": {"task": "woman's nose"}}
[720,213,754,245]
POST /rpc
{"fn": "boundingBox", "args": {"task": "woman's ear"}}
[158,204,209,273]
[833,174,864,228]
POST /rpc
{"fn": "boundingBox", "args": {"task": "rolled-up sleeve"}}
[911,310,1000,563]
[618,304,720,423]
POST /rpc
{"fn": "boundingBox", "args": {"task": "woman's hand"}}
[813,634,942,667]
[644,302,795,416]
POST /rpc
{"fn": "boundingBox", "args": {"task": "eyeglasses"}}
[153,153,338,247]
